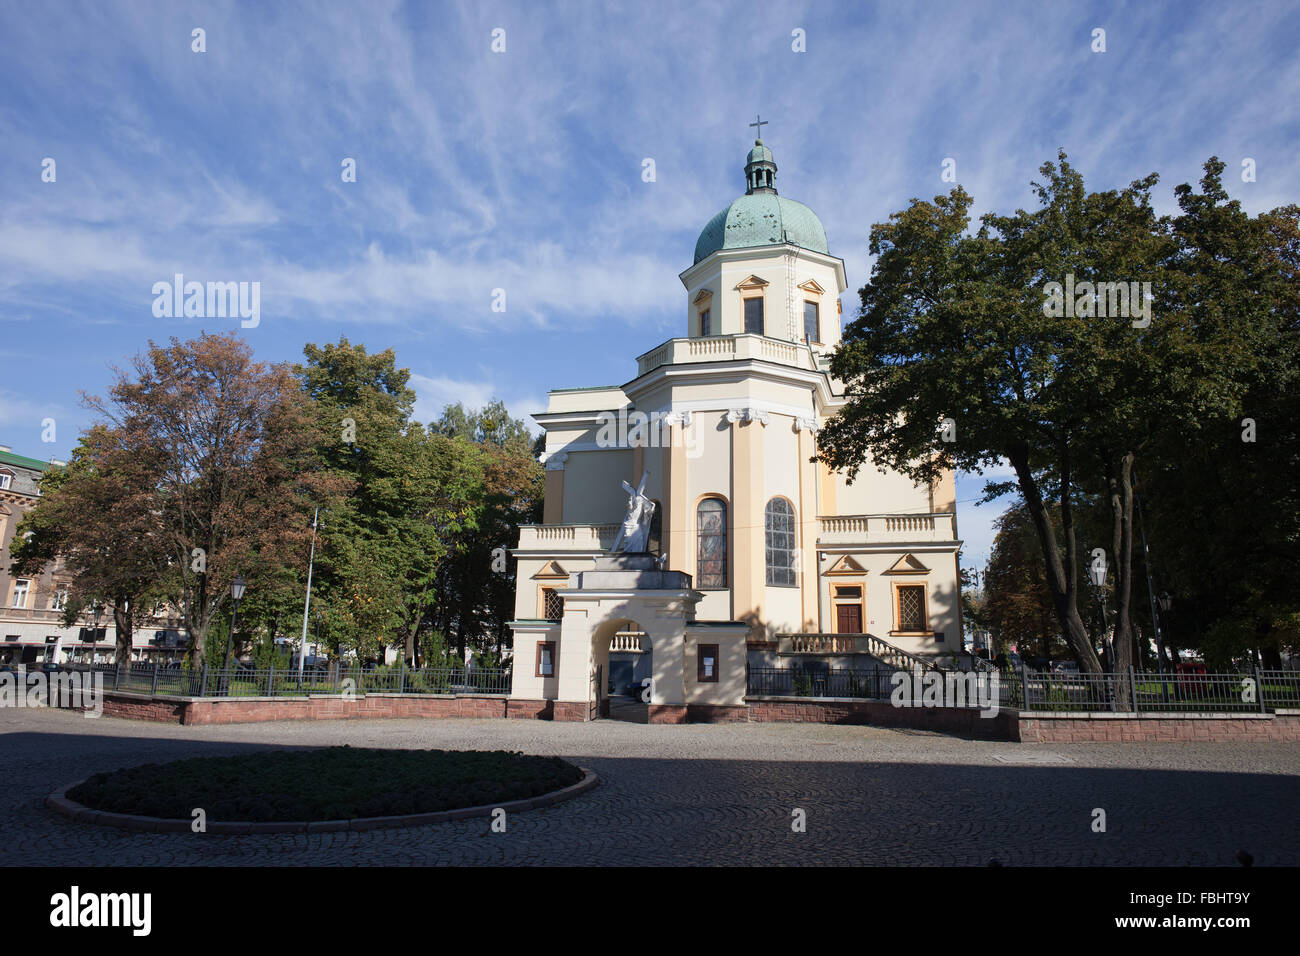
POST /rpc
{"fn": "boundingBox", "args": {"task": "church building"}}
[507,136,962,722]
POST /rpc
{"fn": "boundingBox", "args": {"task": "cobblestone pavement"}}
[3,708,1299,865]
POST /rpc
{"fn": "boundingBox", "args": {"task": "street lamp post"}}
[91,600,104,669]
[1156,591,1172,671]
[1088,562,1109,669]
[1157,591,1173,705]
[297,508,319,681]
[223,575,247,695]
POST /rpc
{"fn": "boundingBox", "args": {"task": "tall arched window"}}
[696,498,728,589]
[765,497,797,586]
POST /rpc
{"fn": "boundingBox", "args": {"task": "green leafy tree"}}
[430,400,544,661]
[818,152,1288,675]
[297,338,486,664]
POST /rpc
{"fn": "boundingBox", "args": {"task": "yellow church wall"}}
[684,411,732,621]
[546,387,628,414]
[834,460,932,515]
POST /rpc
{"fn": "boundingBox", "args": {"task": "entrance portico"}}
[510,554,748,722]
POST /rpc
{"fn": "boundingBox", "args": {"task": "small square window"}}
[535,641,556,678]
[697,643,719,683]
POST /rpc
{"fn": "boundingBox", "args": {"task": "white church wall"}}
[686,250,843,346]
[561,449,633,524]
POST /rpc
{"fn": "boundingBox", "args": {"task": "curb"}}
[46,769,599,834]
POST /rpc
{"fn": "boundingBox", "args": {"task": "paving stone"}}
[2,707,1298,865]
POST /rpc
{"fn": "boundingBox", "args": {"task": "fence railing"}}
[69,662,511,699]
[747,663,1300,714]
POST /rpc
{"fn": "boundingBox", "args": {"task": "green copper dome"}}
[694,140,829,264]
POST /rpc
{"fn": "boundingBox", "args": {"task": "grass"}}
[67,747,584,822]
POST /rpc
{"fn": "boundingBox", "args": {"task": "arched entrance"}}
[591,618,652,722]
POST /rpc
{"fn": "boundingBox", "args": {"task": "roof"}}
[0,449,51,472]
[694,139,828,264]
[694,193,829,264]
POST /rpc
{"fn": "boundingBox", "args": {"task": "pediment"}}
[693,288,714,303]
[825,554,866,575]
[735,275,770,291]
[532,561,569,579]
[797,279,826,295]
[884,553,930,574]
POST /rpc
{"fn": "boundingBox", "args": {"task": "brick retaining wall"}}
[98,691,509,725]
[1021,712,1300,743]
[89,691,1300,742]
[745,697,1020,740]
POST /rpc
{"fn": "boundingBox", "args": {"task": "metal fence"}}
[747,665,896,700]
[747,663,1300,714]
[72,661,511,698]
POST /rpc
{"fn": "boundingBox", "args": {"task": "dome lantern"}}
[692,133,829,264]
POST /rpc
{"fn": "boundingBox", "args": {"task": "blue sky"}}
[1,0,1297,572]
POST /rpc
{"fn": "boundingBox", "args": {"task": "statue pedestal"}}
[572,554,690,590]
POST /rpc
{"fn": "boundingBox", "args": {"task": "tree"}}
[296,338,485,664]
[11,425,165,666]
[981,500,1067,663]
[817,152,1284,675]
[84,332,343,668]
[430,400,545,660]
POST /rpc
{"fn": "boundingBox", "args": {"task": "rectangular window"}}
[0,473,12,490]
[11,579,31,609]
[743,297,764,335]
[51,588,68,611]
[542,588,564,621]
[834,585,862,599]
[535,641,556,678]
[897,585,927,632]
[697,644,719,682]
[803,301,820,342]
[699,308,711,336]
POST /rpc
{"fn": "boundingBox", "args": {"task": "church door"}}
[836,604,862,634]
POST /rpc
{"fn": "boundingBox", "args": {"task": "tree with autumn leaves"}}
[14,332,542,670]
[17,333,346,667]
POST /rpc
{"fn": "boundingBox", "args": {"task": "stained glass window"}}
[697,498,727,589]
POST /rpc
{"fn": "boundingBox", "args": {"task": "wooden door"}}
[836,603,862,634]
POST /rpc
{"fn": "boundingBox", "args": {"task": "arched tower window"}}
[696,498,728,589]
[765,497,797,586]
